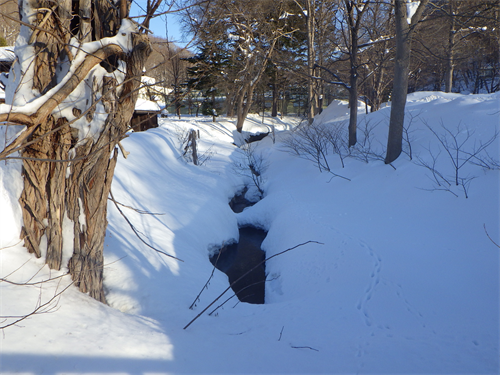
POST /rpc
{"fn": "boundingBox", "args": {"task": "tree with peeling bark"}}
[385,0,429,164]
[0,0,160,303]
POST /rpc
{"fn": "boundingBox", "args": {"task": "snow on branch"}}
[0,19,142,159]
[406,1,420,24]
[0,44,124,159]
[358,35,394,49]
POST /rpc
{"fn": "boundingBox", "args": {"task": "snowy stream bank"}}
[210,188,267,304]
[1,92,498,374]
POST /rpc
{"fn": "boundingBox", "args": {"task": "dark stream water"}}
[209,189,267,304]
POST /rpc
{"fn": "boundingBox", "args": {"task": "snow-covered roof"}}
[135,98,161,112]
[0,47,15,62]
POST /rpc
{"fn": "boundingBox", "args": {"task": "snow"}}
[1,91,499,374]
[0,47,15,63]
[406,1,420,24]
[142,75,156,86]
[135,98,161,112]
[3,18,138,146]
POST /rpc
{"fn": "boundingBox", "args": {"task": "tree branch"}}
[109,190,184,262]
[183,240,323,330]
[0,44,124,159]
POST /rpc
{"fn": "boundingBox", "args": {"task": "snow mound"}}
[1,93,499,374]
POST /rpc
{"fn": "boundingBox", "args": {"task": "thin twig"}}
[109,190,184,262]
[291,345,319,352]
[0,240,23,251]
[183,240,323,330]
[484,224,500,248]
[189,247,224,310]
[0,272,68,287]
[0,281,74,330]
[208,276,279,316]
[278,326,284,341]
[107,198,165,216]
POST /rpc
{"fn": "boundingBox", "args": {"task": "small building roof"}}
[135,98,161,112]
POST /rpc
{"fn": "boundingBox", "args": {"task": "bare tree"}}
[0,0,161,302]
[385,0,429,164]
[422,0,499,93]
[226,0,293,132]
[305,0,317,124]
[167,45,190,118]
[359,1,395,112]
[342,0,370,146]
[313,0,372,145]
[186,0,297,132]
[415,120,499,198]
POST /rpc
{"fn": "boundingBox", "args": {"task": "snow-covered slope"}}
[1,92,499,374]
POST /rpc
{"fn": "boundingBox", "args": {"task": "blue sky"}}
[130,2,187,46]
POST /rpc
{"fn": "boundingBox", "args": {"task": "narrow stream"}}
[209,188,267,304]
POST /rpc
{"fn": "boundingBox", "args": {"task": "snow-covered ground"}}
[1,91,499,374]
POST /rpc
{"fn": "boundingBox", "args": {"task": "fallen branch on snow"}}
[183,240,323,330]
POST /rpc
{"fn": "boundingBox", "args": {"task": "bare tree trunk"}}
[371,64,386,112]
[344,0,370,147]
[348,46,358,147]
[385,0,428,164]
[20,0,72,265]
[211,90,216,122]
[188,130,198,165]
[271,70,279,117]
[283,90,290,116]
[70,34,150,302]
[225,88,237,118]
[236,84,250,132]
[235,39,278,133]
[306,0,317,124]
[444,0,456,93]
[385,21,410,163]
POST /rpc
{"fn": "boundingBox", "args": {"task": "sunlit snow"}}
[1,91,499,374]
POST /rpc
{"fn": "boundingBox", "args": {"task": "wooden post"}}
[190,130,198,166]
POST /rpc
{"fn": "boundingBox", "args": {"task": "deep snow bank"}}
[0,92,498,374]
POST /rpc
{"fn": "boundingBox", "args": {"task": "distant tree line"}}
[164,0,498,162]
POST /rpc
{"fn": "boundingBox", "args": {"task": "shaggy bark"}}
[2,0,150,303]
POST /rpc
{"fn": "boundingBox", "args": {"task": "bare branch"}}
[484,224,500,249]
[183,240,323,330]
[0,44,124,159]
[0,281,74,330]
[109,190,184,262]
